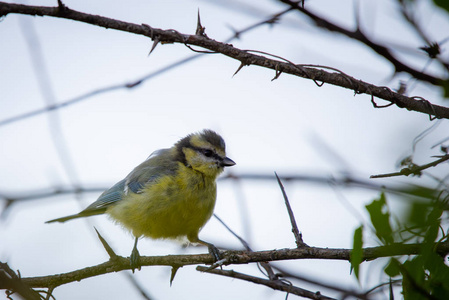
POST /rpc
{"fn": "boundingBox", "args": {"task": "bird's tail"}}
[46,210,104,224]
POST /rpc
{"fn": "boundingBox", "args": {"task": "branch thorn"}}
[196,9,206,36]
[170,265,181,286]
[94,227,118,260]
[233,62,247,77]
[148,38,159,56]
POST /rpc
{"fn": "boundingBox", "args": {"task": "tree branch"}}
[196,266,337,300]
[1,2,449,119]
[277,0,448,86]
[0,172,440,220]
[370,154,449,178]
[0,262,41,300]
[2,242,448,290]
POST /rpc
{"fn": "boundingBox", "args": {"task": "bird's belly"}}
[106,184,216,239]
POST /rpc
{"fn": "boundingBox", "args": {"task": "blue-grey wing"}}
[82,179,127,212]
[82,148,178,213]
[124,148,178,193]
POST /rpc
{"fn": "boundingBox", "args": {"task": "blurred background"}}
[1,0,449,299]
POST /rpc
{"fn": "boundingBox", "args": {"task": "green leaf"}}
[385,258,400,278]
[407,201,430,226]
[402,257,427,300]
[423,252,449,297]
[433,0,449,14]
[440,79,449,99]
[366,193,394,244]
[419,205,443,257]
[351,226,363,281]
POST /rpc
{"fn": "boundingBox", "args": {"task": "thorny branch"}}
[277,0,449,86]
[1,242,448,290]
[0,2,448,119]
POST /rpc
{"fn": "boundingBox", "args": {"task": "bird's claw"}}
[208,244,221,262]
[130,247,141,273]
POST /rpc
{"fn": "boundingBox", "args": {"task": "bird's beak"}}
[222,157,236,167]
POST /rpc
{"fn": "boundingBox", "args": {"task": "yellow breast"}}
[106,163,217,240]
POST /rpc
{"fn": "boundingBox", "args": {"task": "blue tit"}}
[47,129,235,271]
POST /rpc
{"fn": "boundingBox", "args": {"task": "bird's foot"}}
[207,244,221,262]
[130,246,141,273]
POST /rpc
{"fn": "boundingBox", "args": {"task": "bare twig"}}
[123,272,153,300]
[399,2,449,71]
[0,7,291,127]
[196,266,336,300]
[0,54,200,127]
[275,172,306,247]
[272,265,369,299]
[214,214,277,280]
[0,173,440,218]
[0,186,105,219]
[370,154,449,178]
[361,278,401,297]
[214,214,252,251]
[19,15,81,193]
[227,8,292,39]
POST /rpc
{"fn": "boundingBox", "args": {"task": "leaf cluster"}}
[351,188,449,299]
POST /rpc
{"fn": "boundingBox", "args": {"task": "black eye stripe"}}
[203,149,213,157]
[191,146,221,161]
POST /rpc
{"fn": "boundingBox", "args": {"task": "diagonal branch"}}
[196,266,337,300]
[277,0,447,86]
[275,172,306,247]
[1,2,448,119]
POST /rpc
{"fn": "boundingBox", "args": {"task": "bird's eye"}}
[202,149,213,157]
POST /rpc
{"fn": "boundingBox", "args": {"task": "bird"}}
[46,129,235,271]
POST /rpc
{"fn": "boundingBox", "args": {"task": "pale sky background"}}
[1,0,449,299]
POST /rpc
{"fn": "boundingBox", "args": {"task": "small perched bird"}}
[47,129,235,271]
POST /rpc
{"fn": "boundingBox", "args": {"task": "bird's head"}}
[175,129,235,178]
